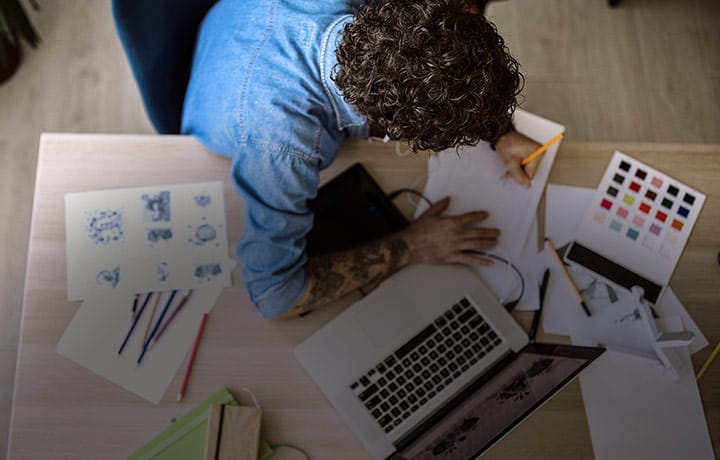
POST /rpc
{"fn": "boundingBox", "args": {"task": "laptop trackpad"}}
[353,299,424,349]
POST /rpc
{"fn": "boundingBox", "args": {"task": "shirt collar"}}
[321,15,368,133]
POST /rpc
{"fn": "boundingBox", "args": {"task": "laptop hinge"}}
[390,350,518,454]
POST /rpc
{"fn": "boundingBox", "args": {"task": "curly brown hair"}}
[334,0,523,152]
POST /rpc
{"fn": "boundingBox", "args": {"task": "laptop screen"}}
[390,343,604,460]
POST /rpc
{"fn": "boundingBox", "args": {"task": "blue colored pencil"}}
[137,289,178,364]
[118,292,153,355]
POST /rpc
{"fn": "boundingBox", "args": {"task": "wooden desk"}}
[9,135,719,459]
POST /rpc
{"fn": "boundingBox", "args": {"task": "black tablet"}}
[307,163,409,256]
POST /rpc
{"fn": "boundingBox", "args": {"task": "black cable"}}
[387,188,434,209]
[465,250,525,311]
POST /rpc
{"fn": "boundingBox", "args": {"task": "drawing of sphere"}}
[195,224,217,243]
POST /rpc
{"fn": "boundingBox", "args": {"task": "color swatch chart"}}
[568,151,705,297]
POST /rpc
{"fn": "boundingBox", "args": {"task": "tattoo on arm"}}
[297,235,409,310]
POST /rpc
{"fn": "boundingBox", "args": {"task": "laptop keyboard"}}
[349,297,503,434]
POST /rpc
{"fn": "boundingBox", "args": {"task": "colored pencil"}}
[696,341,720,380]
[154,290,193,343]
[142,291,163,345]
[137,289,178,364]
[545,239,592,317]
[118,292,152,355]
[520,133,564,166]
[529,268,550,343]
[177,312,209,402]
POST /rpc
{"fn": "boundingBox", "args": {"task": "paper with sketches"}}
[542,184,708,353]
[57,282,231,404]
[65,181,231,300]
[415,109,565,259]
[575,318,715,460]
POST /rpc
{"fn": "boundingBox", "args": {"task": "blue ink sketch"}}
[141,191,171,222]
[188,223,218,246]
[96,265,120,288]
[157,262,169,281]
[194,193,211,207]
[147,228,173,244]
[86,210,123,244]
[194,263,222,282]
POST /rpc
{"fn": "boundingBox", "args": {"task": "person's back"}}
[183,0,541,320]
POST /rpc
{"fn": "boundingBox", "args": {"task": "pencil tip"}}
[176,393,183,402]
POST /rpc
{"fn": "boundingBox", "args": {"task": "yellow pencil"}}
[696,341,720,380]
[520,133,564,166]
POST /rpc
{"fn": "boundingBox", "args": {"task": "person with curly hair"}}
[182,0,542,319]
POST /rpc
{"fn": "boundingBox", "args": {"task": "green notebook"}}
[128,388,272,460]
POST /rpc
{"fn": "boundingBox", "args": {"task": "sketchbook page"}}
[57,285,228,404]
[576,340,714,460]
[415,109,565,260]
[65,181,231,301]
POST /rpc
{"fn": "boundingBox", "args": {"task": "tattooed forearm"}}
[296,235,410,311]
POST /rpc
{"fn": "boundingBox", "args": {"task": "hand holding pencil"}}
[495,131,564,188]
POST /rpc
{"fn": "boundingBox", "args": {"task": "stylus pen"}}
[529,268,550,343]
[545,239,592,317]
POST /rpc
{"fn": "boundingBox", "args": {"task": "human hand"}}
[494,130,542,188]
[400,197,500,266]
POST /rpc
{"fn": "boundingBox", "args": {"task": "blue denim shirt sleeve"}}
[182,1,368,319]
[231,143,321,319]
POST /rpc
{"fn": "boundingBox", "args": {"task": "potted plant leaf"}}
[0,0,40,84]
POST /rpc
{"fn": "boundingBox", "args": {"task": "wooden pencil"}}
[177,312,209,401]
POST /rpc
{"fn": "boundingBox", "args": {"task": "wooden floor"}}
[0,0,718,456]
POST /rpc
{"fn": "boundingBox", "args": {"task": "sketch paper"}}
[65,181,231,300]
[416,109,565,259]
[543,185,708,353]
[575,328,714,460]
[57,286,226,404]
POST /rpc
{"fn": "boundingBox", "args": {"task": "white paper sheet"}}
[474,218,542,311]
[542,185,709,353]
[416,109,565,259]
[57,285,227,404]
[65,181,231,300]
[576,322,715,460]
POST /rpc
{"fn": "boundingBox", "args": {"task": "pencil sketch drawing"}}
[141,191,171,222]
[146,228,173,244]
[194,263,222,281]
[96,265,120,288]
[194,193,211,207]
[86,210,123,244]
[188,223,218,246]
[156,262,169,281]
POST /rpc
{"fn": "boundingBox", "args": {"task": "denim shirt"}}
[182,0,369,318]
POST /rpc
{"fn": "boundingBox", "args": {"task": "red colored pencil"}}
[177,312,208,402]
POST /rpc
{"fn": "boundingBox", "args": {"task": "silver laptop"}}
[295,264,604,459]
